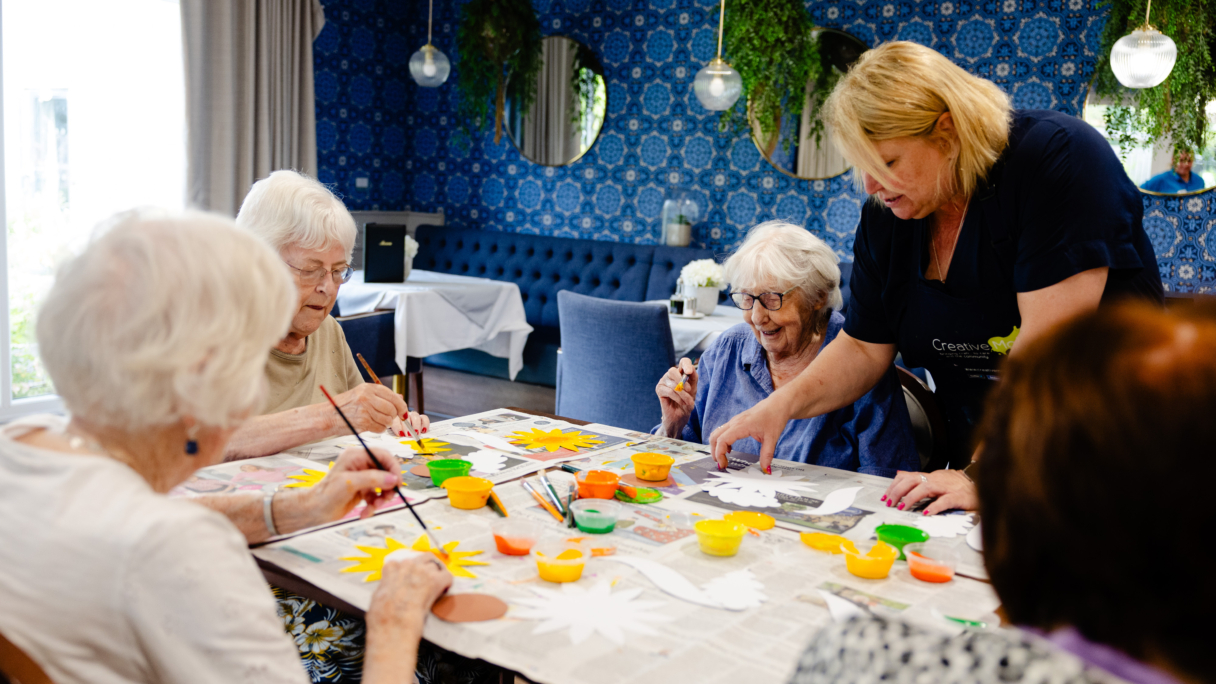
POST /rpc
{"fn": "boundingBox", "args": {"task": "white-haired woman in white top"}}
[0,210,450,684]
[226,170,428,459]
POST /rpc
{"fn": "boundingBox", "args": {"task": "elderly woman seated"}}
[226,170,426,459]
[654,220,918,476]
[0,211,449,683]
[789,302,1213,684]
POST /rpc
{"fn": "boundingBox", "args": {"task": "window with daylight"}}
[1,0,185,416]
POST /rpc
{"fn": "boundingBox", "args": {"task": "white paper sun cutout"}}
[912,513,975,538]
[701,570,767,610]
[461,449,509,474]
[512,582,674,645]
[700,467,818,508]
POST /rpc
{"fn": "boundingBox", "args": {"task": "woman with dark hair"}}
[787,302,1212,684]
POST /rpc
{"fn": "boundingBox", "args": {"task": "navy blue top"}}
[653,311,919,477]
[1140,169,1205,194]
[845,109,1163,465]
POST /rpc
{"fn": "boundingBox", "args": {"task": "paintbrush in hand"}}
[355,352,416,444]
[319,385,448,562]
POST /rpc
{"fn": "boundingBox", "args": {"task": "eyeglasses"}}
[729,287,797,311]
[285,261,354,286]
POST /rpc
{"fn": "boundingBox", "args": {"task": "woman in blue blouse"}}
[653,220,918,477]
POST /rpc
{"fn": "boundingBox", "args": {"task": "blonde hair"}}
[723,221,843,335]
[37,209,296,430]
[236,170,357,261]
[823,41,1012,200]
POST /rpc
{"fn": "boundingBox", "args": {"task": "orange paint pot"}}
[490,519,542,556]
[442,476,494,510]
[904,542,959,583]
[575,470,620,499]
[630,452,675,482]
[842,540,898,579]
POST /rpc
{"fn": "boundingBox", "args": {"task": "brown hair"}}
[977,302,1216,680]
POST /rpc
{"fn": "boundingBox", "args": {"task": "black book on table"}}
[363,224,407,283]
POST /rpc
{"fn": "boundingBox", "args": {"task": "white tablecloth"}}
[649,302,745,358]
[338,270,534,380]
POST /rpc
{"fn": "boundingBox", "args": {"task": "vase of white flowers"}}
[679,259,725,315]
[403,234,419,281]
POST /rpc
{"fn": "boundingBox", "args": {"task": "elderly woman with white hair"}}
[710,42,1163,513]
[225,170,427,459]
[0,211,451,683]
[655,221,918,477]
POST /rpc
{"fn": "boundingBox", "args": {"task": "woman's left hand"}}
[881,469,977,515]
[307,446,403,522]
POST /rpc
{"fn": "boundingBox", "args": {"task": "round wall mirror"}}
[506,36,607,167]
[1082,87,1214,195]
[750,29,867,180]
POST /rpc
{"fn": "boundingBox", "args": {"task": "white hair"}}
[723,220,843,334]
[36,209,297,431]
[235,170,357,261]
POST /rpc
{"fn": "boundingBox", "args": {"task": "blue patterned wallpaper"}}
[313,0,1216,293]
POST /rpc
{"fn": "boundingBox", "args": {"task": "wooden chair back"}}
[0,630,53,684]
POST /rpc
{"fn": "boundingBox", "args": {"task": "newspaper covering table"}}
[233,409,999,684]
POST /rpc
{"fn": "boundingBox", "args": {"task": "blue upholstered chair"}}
[334,311,425,413]
[555,290,676,431]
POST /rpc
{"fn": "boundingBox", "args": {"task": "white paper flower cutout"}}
[461,449,509,474]
[912,513,975,538]
[512,582,674,645]
[701,570,767,610]
[700,467,817,508]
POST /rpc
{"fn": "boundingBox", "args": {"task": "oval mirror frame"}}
[749,28,867,181]
[1081,81,1215,197]
[505,35,608,167]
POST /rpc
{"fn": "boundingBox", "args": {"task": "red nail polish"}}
[764,465,772,475]
[880,495,887,502]
[399,430,406,437]
[423,427,428,433]
[922,510,929,516]
[886,500,893,507]
[898,503,905,510]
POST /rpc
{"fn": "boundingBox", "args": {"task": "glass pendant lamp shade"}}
[1110,28,1177,88]
[410,44,450,87]
[694,57,742,111]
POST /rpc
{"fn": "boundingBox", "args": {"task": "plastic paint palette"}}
[630,452,675,481]
[842,540,899,579]
[904,541,960,583]
[426,459,472,486]
[490,519,542,556]
[533,541,588,583]
[694,519,747,557]
[576,470,620,499]
[570,499,620,534]
[442,476,494,510]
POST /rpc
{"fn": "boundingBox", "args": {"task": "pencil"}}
[355,353,412,441]
[521,480,565,522]
[318,385,449,562]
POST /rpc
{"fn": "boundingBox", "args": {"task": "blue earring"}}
[185,440,198,455]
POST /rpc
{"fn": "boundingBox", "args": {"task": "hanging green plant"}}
[455,0,543,144]
[720,0,821,147]
[1092,0,1216,155]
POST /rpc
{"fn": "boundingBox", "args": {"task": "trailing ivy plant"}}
[721,0,821,149]
[455,0,542,145]
[1092,0,1216,155]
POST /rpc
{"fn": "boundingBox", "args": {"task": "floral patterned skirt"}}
[272,586,500,683]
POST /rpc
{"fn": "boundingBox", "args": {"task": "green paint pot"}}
[570,499,620,534]
[427,459,472,487]
[875,524,930,560]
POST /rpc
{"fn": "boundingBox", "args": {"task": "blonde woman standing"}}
[710,42,1162,512]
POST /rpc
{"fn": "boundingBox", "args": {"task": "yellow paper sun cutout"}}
[340,536,488,582]
[401,438,451,454]
[509,428,605,452]
[284,462,333,488]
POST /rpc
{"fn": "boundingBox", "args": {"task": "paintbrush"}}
[537,470,566,517]
[319,385,449,562]
[521,480,565,522]
[355,352,415,443]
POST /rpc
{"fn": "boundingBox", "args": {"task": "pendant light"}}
[693,0,742,111]
[409,0,450,87]
[1110,0,1177,89]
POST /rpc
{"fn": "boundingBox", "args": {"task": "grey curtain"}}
[519,38,581,165]
[797,80,847,179]
[181,0,325,216]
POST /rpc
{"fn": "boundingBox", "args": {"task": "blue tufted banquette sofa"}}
[411,226,718,386]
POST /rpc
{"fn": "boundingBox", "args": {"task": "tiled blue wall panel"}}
[314,0,1216,293]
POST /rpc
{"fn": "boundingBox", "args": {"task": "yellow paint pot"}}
[441,476,494,510]
[532,541,588,583]
[631,452,675,482]
[842,540,898,579]
[694,519,747,557]
[800,532,850,553]
[725,511,775,530]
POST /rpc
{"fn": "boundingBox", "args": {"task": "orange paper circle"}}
[431,594,508,622]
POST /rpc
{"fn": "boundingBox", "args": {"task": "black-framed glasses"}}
[729,287,796,311]
[285,261,354,286]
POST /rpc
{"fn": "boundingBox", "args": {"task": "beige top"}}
[0,415,309,684]
[262,315,363,414]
